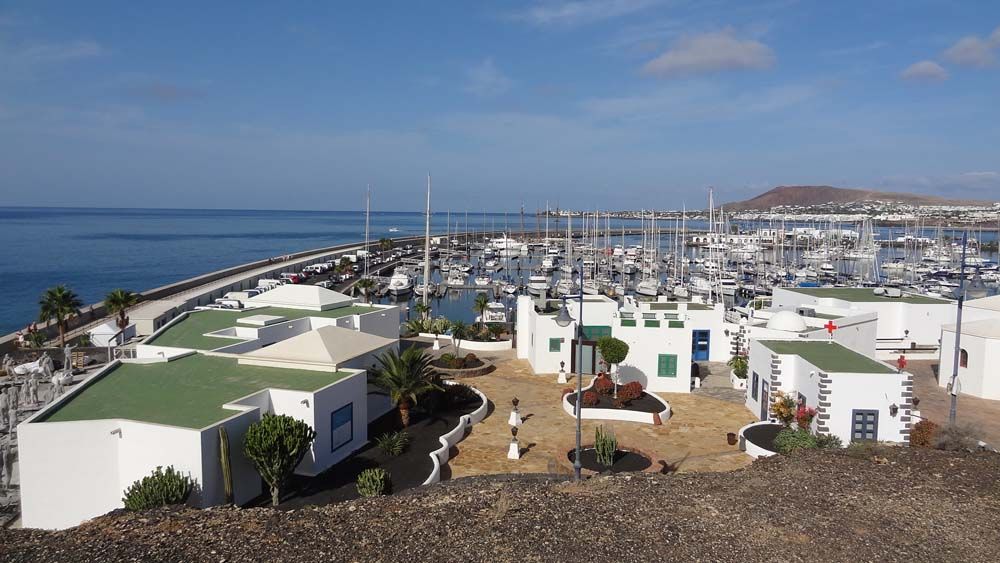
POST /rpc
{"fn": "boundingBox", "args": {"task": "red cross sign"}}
[824,320,838,335]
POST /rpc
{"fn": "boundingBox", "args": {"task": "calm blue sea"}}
[2,207,996,335]
[0,207,641,334]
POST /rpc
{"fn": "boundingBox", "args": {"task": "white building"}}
[87,320,136,348]
[516,295,740,393]
[771,287,953,353]
[938,318,1000,400]
[18,286,400,530]
[746,339,912,445]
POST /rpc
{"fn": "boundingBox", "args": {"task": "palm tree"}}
[337,257,352,274]
[450,320,468,356]
[105,289,139,330]
[379,237,393,252]
[414,302,431,320]
[38,285,83,347]
[371,347,442,427]
[356,278,377,303]
[472,293,489,330]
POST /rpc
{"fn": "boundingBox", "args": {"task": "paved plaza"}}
[447,357,757,478]
[910,360,1000,447]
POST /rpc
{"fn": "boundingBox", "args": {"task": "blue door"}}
[692,330,711,361]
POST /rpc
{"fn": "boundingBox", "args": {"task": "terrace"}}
[145,305,379,350]
[785,287,948,305]
[759,340,895,374]
[38,355,353,429]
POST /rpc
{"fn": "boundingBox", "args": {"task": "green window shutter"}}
[582,325,612,339]
[668,320,685,328]
[621,319,636,327]
[644,320,660,328]
[549,338,562,352]
[657,354,678,377]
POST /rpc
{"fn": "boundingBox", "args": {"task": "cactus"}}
[219,426,234,505]
[122,466,194,511]
[594,425,617,468]
[243,413,317,506]
[356,467,390,497]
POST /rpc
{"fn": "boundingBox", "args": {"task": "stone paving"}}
[693,361,748,405]
[447,358,757,479]
[910,359,1000,447]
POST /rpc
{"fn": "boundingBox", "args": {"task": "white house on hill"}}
[746,339,912,445]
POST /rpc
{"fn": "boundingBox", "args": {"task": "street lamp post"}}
[555,257,585,481]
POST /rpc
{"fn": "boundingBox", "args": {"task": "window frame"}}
[330,403,354,453]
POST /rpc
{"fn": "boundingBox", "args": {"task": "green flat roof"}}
[40,355,352,429]
[786,287,948,305]
[146,305,379,350]
[760,340,895,374]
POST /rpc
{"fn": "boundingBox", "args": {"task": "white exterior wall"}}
[939,329,999,400]
[354,306,402,340]
[19,419,124,530]
[612,323,692,393]
[822,371,908,444]
[305,373,368,476]
[200,410,264,507]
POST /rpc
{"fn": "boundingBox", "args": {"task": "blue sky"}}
[1,1,998,211]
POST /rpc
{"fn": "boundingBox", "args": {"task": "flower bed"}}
[562,377,671,425]
[567,447,652,474]
[739,421,782,459]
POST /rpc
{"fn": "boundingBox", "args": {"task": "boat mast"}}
[422,173,432,307]
[364,184,371,279]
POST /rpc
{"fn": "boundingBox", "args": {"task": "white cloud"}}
[464,58,513,97]
[511,0,660,27]
[899,60,948,82]
[943,36,995,67]
[641,29,775,78]
[0,39,104,70]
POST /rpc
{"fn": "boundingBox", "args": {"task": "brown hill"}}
[723,185,989,211]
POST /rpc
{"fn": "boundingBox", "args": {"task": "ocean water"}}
[0,207,645,335]
[2,207,996,336]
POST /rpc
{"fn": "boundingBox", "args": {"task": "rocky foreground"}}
[2,447,999,562]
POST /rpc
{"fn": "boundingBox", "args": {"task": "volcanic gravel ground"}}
[2,447,999,562]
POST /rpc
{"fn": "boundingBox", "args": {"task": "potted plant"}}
[727,354,748,390]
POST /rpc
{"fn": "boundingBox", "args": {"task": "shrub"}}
[596,336,629,367]
[593,377,614,396]
[773,428,818,454]
[934,423,979,451]
[439,353,456,364]
[375,431,410,456]
[582,390,599,407]
[449,357,465,369]
[356,468,390,497]
[815,433,843,449]
[770,391,797,427]
[445,383,481,407]
[795,405,817,430]
[594,425,617,467]
[122,466,194,511]
[910,420,939,448]
[243,413,317,506]
[845,441,889,459]
[618,381,643,403]
[464,352,479,364]
[727,355,748,379]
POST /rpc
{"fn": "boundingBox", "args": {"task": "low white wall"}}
[739,421,778,459]
[453,339,513,352]
[422,381,489,486]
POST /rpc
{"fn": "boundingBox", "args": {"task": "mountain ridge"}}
[721,185,993,211]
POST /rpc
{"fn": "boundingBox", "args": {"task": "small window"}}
[657,354,677,377]
[752,372,759,400]
[331,403,353,452]
[960,349,968,368]
[645,320,661,328]
[621,319,636,327]
[549,338,563,352]
[668,320,685,329]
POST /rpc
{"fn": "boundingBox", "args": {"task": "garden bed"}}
[278,391,484,508]
[567,448,652,473]
[739,421,782,459]
[562,378,672,425]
